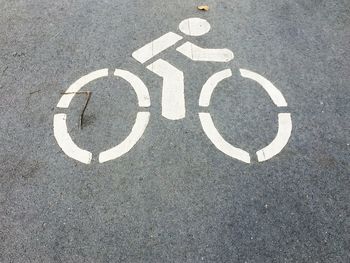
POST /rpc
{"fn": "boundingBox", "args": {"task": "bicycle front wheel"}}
[198,68,292,163]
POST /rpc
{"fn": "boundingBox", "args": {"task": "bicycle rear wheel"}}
[53,68,151,164]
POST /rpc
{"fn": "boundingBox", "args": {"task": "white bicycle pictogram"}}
[53,18,292,164]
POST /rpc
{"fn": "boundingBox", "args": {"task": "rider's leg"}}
[146,59,185,120]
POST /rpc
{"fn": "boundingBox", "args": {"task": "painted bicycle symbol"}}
[53,18,292,164]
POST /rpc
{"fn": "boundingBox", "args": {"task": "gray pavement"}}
[0,0,349,262]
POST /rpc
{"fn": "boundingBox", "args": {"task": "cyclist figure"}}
[54,17,291,164]
[132,18,233,120]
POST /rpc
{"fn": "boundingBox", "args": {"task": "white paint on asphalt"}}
[240,69,288,107]
[53,114,92,164]
[176,42,234,62]
[114,69,151,107]
[179,18,211,36]
[132,32,183,64]
[53,18,293,164]
[256,113,292,162]
[199,69,232,107]
[98,112,150,163]
[147,59,185,120]
[199,112,251,163]
[57,69,108,108]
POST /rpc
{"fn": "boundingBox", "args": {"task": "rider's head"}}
[179,18,211,36]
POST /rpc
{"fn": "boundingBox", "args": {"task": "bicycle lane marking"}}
[146,59,185,120]
[176,42,234,62]
[239,69,287,107]
[99,112,150,163]
[98,70,151,163]
[199,68,291,163]
[53,17,292,164]
[54,114,93,164]
[199,69,232,106]
[114,69,151,107]
[178,18,211,36]
[199,113,251,163]
[198,69,252,163]
[57,69,108,108]
[54,69,151,164]
[256,113,292,162]
[54,69,108,164]
[239,69,292,162]
[132,32,183,64]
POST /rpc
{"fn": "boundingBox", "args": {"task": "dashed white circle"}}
[179,18,211,36]
[54,69,151,164]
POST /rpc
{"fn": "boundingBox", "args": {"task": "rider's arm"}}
[132,32,183,64]
[176,42,234,62]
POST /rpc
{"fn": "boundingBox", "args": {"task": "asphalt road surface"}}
[1,0,349,262]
